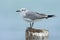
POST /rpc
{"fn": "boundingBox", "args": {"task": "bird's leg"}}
[32,22,34,27]
[30,22,34,28]
[30,22,32,28]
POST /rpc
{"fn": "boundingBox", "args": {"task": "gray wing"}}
[24,11,48,20]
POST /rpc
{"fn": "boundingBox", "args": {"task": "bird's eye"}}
[22,9,26,11]
[22,10,24,11]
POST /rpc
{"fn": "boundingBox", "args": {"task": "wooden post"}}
[25,27,49,40]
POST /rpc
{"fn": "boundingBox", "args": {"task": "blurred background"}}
[0,0,60,40]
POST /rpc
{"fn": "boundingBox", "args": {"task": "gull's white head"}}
[16,8,28,13]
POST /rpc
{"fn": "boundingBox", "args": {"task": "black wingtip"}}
[48,15,55,18]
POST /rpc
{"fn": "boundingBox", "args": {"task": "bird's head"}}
[16,8,27,13]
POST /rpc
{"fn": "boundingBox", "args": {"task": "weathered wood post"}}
[25,27,49,40]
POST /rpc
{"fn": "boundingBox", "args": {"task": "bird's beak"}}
[16,10,20,12]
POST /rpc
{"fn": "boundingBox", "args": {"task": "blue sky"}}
[0,0,60,40]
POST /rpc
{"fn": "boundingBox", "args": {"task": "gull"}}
[16,8,55,28]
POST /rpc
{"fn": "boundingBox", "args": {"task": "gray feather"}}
[24,11,48,20]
